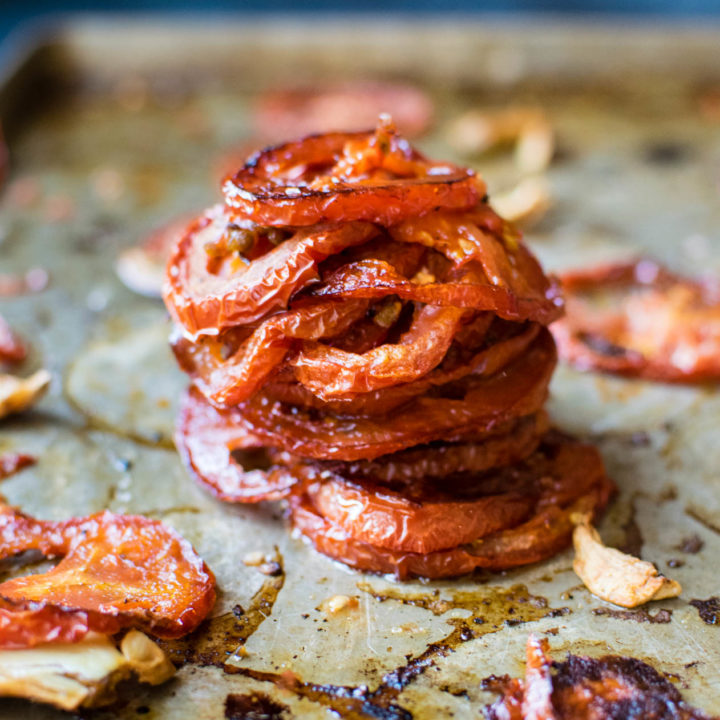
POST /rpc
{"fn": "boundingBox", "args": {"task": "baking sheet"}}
[1,18,720,719]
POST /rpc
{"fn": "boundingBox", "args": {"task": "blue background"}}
[2,0,720,45]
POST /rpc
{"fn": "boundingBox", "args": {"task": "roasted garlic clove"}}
[572,515,681,608]
[0,369,51,420]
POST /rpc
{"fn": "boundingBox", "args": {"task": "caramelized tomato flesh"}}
[0,506,216,648]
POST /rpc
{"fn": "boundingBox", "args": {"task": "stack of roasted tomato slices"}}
[165,118,615,579]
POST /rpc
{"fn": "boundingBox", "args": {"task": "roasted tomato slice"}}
[237,328,556,461]
[291,305,468,400]
[304,411,548,483]
[289,434,614,579]
[553,258,720,382]
[265,322,541,416]
[172,299,370,407]
[302,473,534,555]
[0,506,215,648]
[253,82,434,140]
[303,256,563,326]
[223,119,482,227]
[164,204,378,336]
[175,387,297,503]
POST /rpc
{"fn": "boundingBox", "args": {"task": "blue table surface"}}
[2,0,720,42]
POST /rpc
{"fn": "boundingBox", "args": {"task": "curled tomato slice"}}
[164,205,378,336]
[553,259,720,382]
[0,506,216,648]
[173,299,369,407]
[0,313,27,364]
[303,257,563,325]
[289,434,614,579]
[176,387,297,503]
[264,320,541,416]
[307,411,548,483]
[223,120,481,227]
[291,305,468,400]
[237,328,556,461]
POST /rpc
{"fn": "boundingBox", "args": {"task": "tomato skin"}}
[172,299,370,406]
[302,257,563,326]
[0,506,216,648]
[289,435,615,579]
[175,387,297,503]
[554,259,720,382]
[223,129,482,227]
[237,328,556,461]
[164,205,378,337]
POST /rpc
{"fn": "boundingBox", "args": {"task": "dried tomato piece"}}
[176,387,296,503]
[265,322,542,416]
[223,121,481,227]
[304,258,563,325]
[304,474,534,555]
[289,435,614,579]
[173,299,369,406]
[164,205,378,336]
[239,329,556,461]
[554,259,720,382]
[291,305,468,400]
[253,82,433,140]
[0,506,216,648]
[0,602,103,650]
[0,313,27,364]
[308,412,548,483]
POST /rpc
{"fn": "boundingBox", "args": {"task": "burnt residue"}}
[642,141,692,165]
[677,534,705,554]
[225,692,291,719]
[592,606,673,624]
[553,654,709,719]
[357,582,568,646]
[618,496,644,557]
[690,597,720,625]
[225,584,567,720]
[485,647,711,720]
[685,507,720,537]
[159,549,285,667]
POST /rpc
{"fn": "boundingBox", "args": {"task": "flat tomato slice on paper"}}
[0,506,215,648]
[554,258,720,382]
[223,121,482,227]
